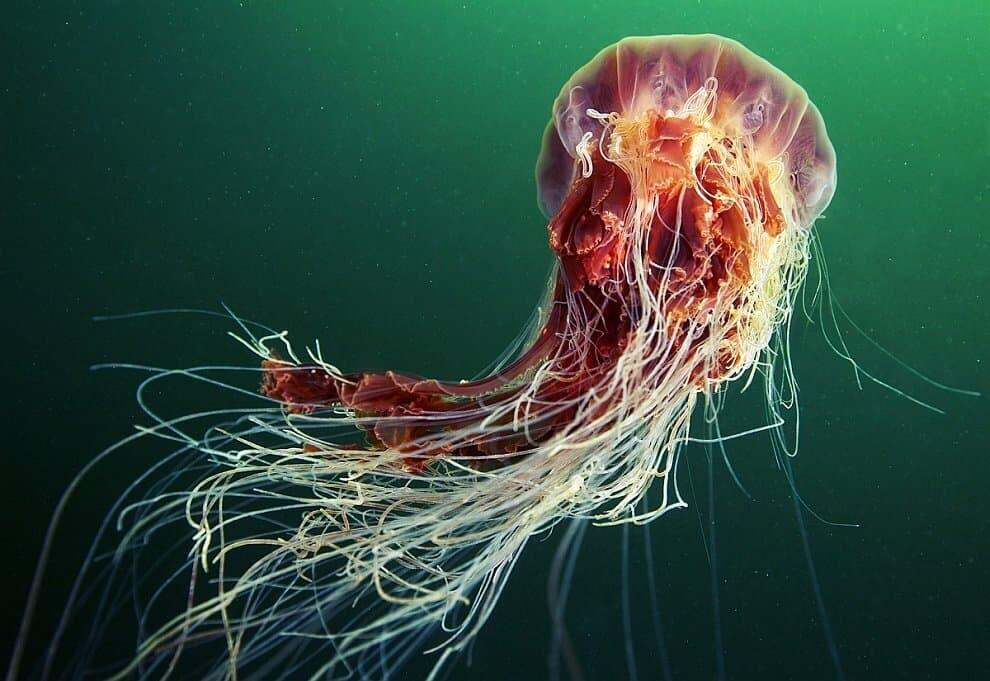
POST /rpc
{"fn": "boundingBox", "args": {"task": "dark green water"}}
[3,2,987,680]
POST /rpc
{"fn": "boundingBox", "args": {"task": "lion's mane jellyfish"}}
[42,35,836,679]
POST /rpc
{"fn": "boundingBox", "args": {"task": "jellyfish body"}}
[52,35,836,679]
[264,35,835,470]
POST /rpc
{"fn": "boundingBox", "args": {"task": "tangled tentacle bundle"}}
[92,34,835,680]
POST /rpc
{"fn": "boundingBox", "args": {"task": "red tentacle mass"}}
[262,108,786,471]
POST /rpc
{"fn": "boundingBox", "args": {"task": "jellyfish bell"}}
[14,35,838,681]
[537,34,836,228]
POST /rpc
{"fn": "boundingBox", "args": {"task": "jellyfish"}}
[13,34,836,680]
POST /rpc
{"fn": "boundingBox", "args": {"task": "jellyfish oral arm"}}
[261,100,799,477]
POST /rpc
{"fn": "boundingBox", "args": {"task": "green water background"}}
[3,1,987,679]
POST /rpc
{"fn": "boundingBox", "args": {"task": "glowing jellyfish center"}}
[62,35,836,680]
